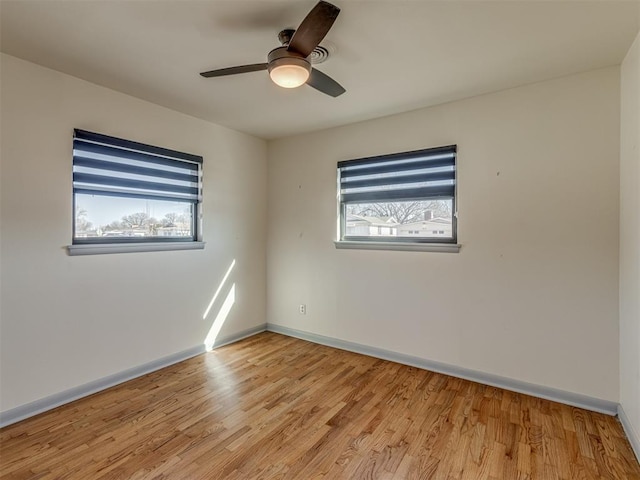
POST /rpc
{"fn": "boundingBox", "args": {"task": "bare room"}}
[1,0,639,478]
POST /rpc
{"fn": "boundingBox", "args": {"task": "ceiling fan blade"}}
[200,63,268,78]
[287,1,340,58]
[307,68,345,97]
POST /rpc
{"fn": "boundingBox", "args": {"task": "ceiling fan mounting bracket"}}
[278,29,296,47]
[277,29,330,64]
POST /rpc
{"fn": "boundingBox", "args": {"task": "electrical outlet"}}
[299,304,306,315]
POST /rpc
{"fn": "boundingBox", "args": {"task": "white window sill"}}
[67,241,205,256]
[334,241,461,253]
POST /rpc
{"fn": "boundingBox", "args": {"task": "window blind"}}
[73,129,202,203]
[337,145,456,203]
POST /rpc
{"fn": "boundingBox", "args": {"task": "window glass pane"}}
[74,194,193,239]
[345,199,453,240]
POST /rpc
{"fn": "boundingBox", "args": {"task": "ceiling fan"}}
[200,1,345,97]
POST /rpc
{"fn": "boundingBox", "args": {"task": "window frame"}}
[337,145,458,247]
[71,129,203,246]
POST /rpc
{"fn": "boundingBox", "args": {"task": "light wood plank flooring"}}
[1,332,639,479]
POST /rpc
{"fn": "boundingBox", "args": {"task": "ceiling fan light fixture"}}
[270,64,310,88]
[268,57,311,89]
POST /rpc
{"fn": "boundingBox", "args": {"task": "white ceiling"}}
[1,0,639,139]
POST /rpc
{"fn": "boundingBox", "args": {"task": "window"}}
[337,145,457,246]
[72,129,203,245]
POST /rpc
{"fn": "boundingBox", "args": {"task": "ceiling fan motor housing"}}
[267,47,311,75]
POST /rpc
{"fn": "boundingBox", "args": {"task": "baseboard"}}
[266,324,618,416]
[0,324,267,428]
[618,404,640,463]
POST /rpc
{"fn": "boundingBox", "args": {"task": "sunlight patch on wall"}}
[203,259,236,320]
[204,284,236,352]
[202,259,237,351]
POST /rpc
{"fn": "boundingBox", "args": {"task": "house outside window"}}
[337,145,457,247]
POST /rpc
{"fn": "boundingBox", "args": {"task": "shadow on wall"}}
[203,259,236,351]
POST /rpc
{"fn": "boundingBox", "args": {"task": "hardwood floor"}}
[1,332,639,479]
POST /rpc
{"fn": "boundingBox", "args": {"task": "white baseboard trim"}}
[266,324,618,416]
[0,324,267,428]
[618,404,640,463]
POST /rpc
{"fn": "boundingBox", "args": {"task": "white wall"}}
[267,67,621,402]
[620,31,640,446]
[0,54,267,412]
